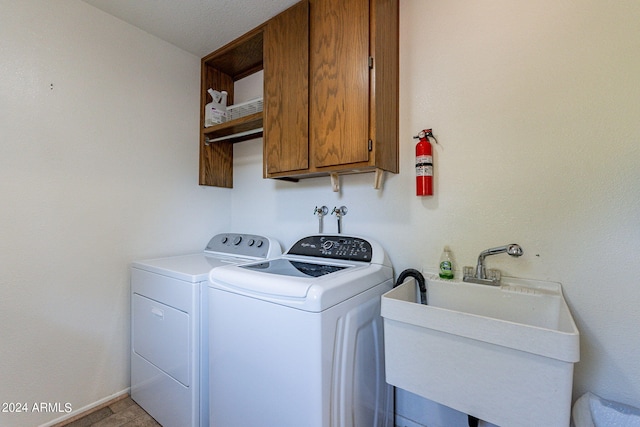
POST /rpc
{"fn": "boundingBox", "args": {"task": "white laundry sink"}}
[381,273,579,427]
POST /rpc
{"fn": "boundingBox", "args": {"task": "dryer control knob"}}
[256,240,264,248]
[233,236,242,245]
[221,236,229,244]
[248,239,255,246]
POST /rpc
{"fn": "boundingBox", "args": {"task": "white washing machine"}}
[208,234,394,427]
[130,233,281,427]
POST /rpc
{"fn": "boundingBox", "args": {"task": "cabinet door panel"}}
[264,1,310,175]
[310,0,370,168]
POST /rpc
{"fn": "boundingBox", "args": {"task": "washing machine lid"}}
[240,258,349,278]
[209,235,393,311]
[210,259,390,311]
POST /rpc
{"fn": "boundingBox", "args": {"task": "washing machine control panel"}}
[288,235,372,262]
[205,233,276,258]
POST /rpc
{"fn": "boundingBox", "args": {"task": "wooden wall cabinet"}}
[263,1,310,176]
[264,0,399,180]
[200,0,398,187]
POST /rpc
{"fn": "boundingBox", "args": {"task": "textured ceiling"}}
[81,0,299,57]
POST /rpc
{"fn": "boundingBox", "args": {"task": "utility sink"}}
[381,273,579,427]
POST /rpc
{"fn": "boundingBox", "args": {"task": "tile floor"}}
[61,396,160,427]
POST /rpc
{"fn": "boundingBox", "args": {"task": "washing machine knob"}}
[221,236,229,244]
[256,240,264,248]
[248,239,255,246]
[233,236,242,245]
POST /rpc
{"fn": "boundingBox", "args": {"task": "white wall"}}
[0,1,229,426]
[230,0,640,426]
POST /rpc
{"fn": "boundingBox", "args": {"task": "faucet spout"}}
[475,244,523,279]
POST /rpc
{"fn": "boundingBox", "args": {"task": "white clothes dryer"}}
[130,233,280,427]
[208,234,394,427]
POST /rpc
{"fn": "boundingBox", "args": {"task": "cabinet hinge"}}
[368,139,373,151]
[368,56,374,69]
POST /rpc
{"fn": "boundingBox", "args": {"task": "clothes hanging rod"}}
[205,127,263,143]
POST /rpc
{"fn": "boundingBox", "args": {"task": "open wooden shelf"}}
[202,113,263,144]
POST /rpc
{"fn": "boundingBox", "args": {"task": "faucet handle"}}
[463,266,475,279]
[485,269,501,283]
[314,205,328,216]
[332,206,347,217]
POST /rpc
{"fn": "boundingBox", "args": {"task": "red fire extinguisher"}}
[414,129,437,196]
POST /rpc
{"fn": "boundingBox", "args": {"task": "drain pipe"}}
[393,268,427,425]
[394,269,427,305]
[391,268,427,426]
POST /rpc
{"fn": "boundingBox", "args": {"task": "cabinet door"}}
[263,1,310,175]
[310,0,370,168]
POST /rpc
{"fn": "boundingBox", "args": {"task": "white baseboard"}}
[38,388,130,427]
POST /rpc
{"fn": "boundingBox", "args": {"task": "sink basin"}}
[381,273,579,427]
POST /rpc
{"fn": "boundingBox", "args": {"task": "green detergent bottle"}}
[439,246,455,279]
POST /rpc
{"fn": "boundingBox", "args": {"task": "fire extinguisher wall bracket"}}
[414,128,434,196]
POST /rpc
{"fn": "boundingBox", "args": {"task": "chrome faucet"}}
[332,206,348,234]
[313,206,328,233]
[463,244,523,286]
